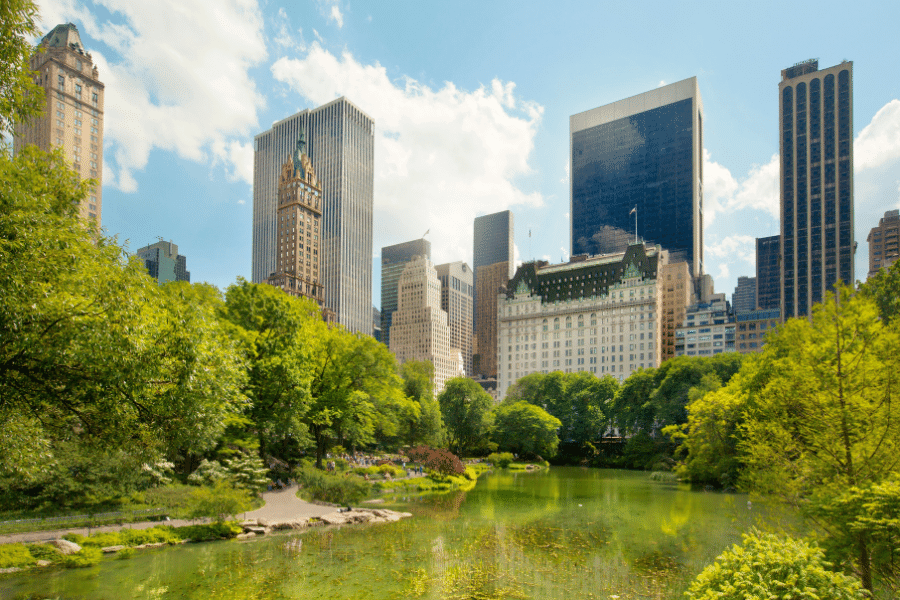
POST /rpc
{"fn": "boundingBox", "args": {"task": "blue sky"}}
[37,0,900,305]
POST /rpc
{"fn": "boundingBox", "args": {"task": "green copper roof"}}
[505,244,659,303]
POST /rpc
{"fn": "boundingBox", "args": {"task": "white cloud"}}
[561,161,569,184]
[329,5,344,28]
[273,7,305,51]
[855,99,900,171]
[702,150,778,228]
[705,235,756,262]
[658,80,666,87]
[318,0,343,28]
[271,44,544,266]
[39,0,267,191]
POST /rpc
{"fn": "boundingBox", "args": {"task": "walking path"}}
[0,486,331,545]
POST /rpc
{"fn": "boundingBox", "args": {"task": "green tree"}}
[0,0,44,136]
[739,285,900,593]
[438,377,494,456]
[400,360,445,447]
[859,259,900,325]
[492,401,561,458]
[686,530,866,600]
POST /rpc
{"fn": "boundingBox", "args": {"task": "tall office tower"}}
[570,77,704,278]
[435,262,474,376]
[779,60,854,318]
[867,209,899,278]
[756,235,781,311]
[135,240,190,285]
[266,131,328,313]
[658,261,692,363]
[253,97,374,334]
[390,256,458,394]
[381,239,431,349]
[473,210,514,377]
[372,307,382,343]
[14,23,105,226]
[732,276,757,314]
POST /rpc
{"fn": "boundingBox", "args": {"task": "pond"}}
[0,468,793,599]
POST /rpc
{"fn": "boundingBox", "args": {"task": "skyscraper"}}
[779,59,854,318]
[756,235,781,311]
[435,261,474,376]
[473,211,514,378]
[570,77,704,277]
[732,276,757,314]
[265,131,327,313]
[135,240,190,285]
[380,239,431,349]
[390,256,459,394]
[253,97,374,334]
[14,23,104,226]
[866,209,899,279]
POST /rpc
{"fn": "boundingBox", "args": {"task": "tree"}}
[400,360,444,447]
[739,285,900,593]
[437,377,494,456]
[492,401,561,459]
[686,530,866,600]
[0,0,44,137]
[859,259,900,325]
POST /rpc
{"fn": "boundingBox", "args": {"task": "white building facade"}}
[389,256,459,394]
[498,244,667,399]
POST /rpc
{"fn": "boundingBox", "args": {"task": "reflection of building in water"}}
[570,78,704,278]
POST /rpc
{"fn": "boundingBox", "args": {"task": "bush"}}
[61,547,103,568]
[487,452,514,468]
[686,530,867,600]
[333,458,350,472]
[406,446,465,476]
[377,464,406,478]
[175,521,241,541]
[294,468,369,505]
[67,526,181,548]
[187,481,253,522]
[27,543,63,562]
[0,544,37,568]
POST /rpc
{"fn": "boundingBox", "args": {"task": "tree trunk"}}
[859,535,873,593]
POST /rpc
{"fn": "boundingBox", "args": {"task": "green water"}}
[0,468,793,599]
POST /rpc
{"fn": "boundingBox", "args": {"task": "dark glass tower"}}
[473,211,514,273]
[570,77,703,277]
[380,239,431,350]
[756,235,781,311]
[779,60,854,318]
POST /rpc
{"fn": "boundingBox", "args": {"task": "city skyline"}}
[31,1,900,304]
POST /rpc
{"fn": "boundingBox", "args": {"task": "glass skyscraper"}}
[253,97,374,334]
[570,78,703,277]
[779,60,854,318]
[472,210,514,378]
[756,235,781,311]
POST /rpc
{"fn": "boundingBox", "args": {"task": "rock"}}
[244,526,268,535]
[134,542,167,550]
[256,518,272,527]
[101,545,127,553]
[362,498,385,504]
[36,560,52,567]
[235,532,256,540]
[269,520,308,531]
[0,567,22,574]
[49,539,81,555]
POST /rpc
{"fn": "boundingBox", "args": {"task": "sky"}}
[35,0,900,307]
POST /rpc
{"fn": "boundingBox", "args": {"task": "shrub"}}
[686,530,867,600]
[187,481,253,522]
[0,544,37,568]
[377,464,406,478]
[175,521,241,541]
[406,446,465,476]
[61,547,103,568]
[333,458,350,472]
[487,452,514,468]
[294,468,369,505]
[27,543,63,562]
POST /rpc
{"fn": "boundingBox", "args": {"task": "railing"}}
[0,507,169,535]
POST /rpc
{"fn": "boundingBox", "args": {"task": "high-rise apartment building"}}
[135,240,190,284]
[253,98,374,334]
[380,239,431,349]
[779,59,854,318]
[674,294,735,357]
[570,77,704,277]
[435,262,474,376]
[498,244,666,398]
[266,131,327,313]
[756,235,781,311]
[389,256,460,394]
[658,261,692,362]
[732,276,757,314]
[473,211,514,378]
[867,209,899,278]
[14,23,104,226]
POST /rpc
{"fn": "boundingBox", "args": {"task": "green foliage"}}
[64,522,240,549]
[437,377,494,456]
[187,459,230,487]
[187,480,253,522]
[492,401,561,459]
[0,543,36,568]
[859,259,900,325]
[171,521,241,541]
[686,530,866,600]
[0,0,45,137]
[293,467,370,505]
[400,361,445,448]
[487,452,514,468]
[60,546,103,568]
[26,543,62,562]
